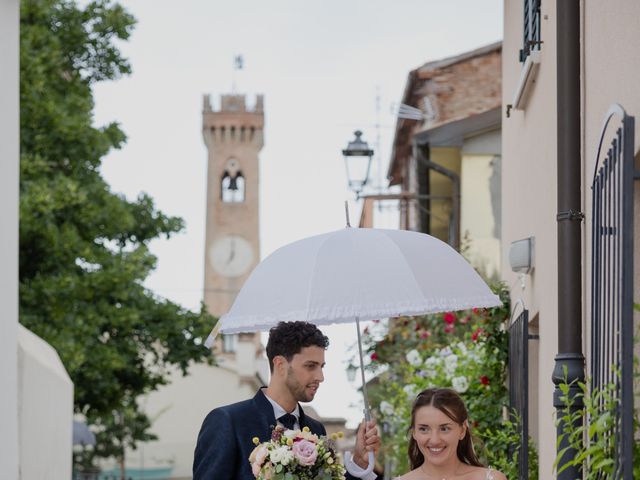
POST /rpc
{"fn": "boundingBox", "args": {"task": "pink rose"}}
[292,439,318,466]
[249,444,268,465]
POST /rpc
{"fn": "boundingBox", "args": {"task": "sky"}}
[92,0,503,427]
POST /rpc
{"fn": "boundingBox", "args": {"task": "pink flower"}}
[249,444,268,465]
[472,307,480,315]
[443,312,456,325]
[292,439,318,466]
[480,375,490,386]
[444,324,455,334]
[370,352,379,361]
[420,330,431,339]
[459,315,470,324]
[250,444,268,476]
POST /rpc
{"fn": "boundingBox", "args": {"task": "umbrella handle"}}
[348,317,376,477]
[343,451,375,478]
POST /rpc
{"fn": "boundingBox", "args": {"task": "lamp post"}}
[342,130,374,197]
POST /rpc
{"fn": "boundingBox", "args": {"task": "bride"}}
[394,388,507,480]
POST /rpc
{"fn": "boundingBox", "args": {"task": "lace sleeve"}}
[486,467,496,480]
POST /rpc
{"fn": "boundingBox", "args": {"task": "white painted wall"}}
[0,0,20,477]
[18,326,74,480]
[111,340,269,478]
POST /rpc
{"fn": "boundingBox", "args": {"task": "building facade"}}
[502,1,640,477]
[382,42,503,279]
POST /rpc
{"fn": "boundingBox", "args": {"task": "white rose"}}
[452,376,469,393]
[444,354,458,375]
[405,349,422,367]
[269,445,294,465]
[423,356,441,377]
[439,346,453,357]
[379,401,394,416]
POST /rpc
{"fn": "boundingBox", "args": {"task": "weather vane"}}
[231,54,244,92]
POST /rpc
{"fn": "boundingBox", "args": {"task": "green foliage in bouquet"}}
[357,284,538,478]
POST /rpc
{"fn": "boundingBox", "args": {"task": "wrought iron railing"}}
[590,104,635,479]
[520,0,542,62]
[508,307,536,479]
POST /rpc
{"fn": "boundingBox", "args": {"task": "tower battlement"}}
[202,93,264,148]
[202,94,264,114]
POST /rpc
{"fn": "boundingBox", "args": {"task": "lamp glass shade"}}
[343,130,373,194]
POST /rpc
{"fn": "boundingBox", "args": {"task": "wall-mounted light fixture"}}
[509,237,534,274]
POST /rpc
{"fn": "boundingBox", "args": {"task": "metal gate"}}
[509,307,537,479]
[590,104,635,479]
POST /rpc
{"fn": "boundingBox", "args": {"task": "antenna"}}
[231,54,244,93]
[374,86,382,191]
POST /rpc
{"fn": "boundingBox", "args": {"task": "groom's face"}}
[284,345,326,403]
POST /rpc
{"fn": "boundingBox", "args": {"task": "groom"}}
[193,321,381,480]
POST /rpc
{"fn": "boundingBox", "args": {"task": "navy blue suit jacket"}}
[194,389,329,480]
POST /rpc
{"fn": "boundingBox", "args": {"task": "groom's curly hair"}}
[266,321,329,372]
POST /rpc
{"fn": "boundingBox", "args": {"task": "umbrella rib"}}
[303,233,331,322]
[380,231,425,310]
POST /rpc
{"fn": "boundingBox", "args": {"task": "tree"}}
[19,0,215,472]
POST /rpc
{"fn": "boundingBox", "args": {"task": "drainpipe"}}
[552,1,585,479]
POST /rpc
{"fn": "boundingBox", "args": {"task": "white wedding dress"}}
[394,466,496,479]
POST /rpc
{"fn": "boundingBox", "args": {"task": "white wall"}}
[18,326,74,480]
[113,349,267,479]
[0,0,20,478]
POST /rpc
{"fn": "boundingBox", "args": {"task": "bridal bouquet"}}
[249,425,346,480]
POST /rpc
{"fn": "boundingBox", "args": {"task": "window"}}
[220,157,245,203]
[519,0,541,62]
[221,171,245,203]
[222,334,237,353]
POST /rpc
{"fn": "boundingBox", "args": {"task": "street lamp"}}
[342,130,374,196]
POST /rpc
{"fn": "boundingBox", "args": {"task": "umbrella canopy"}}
[212,227,500,339]
[205,226,501,477]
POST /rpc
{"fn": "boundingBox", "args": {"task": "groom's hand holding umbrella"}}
[353,419,381,470]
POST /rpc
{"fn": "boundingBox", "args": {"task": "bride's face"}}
[412,405,466,467]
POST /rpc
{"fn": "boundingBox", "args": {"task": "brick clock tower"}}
[202,93,264,321]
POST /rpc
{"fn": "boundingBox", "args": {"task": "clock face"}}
[209,235,255,278]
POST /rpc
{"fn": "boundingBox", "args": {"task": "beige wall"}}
[502,1,558,477]
[0,0,20,477]
[461,129,502,279]
[582,0,640,362]
[18,326,74,480]
[504,1,640,477]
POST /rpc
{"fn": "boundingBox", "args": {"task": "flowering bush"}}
[357,284,538,479]
[249,425,346,480]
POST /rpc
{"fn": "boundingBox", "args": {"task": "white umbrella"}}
[205,226,501,476]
